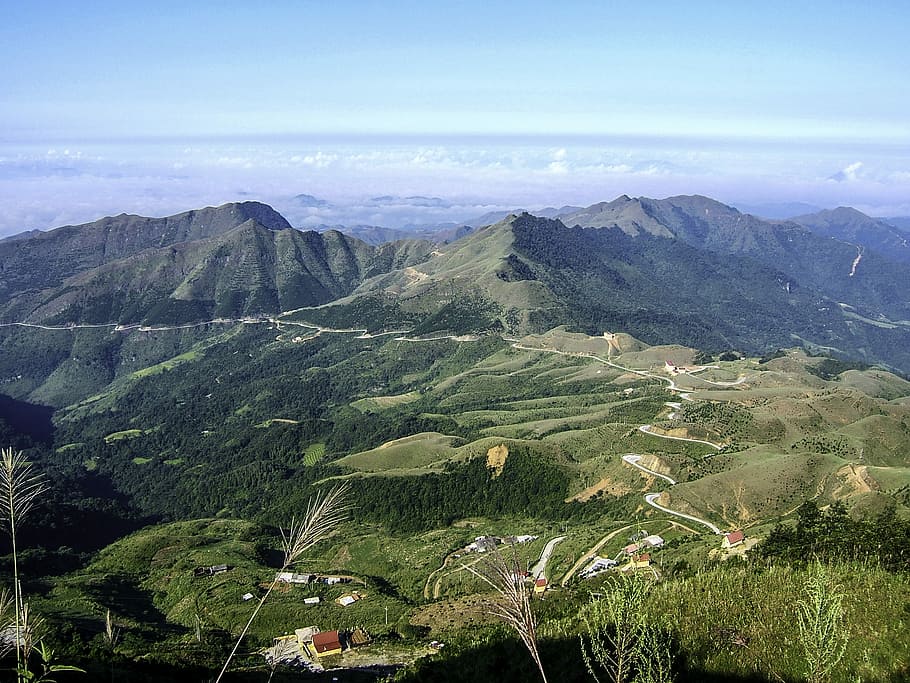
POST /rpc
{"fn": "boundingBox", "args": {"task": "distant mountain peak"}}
[791,206,910,262]
[293,193,332,208]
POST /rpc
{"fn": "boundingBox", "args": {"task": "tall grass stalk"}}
[580,576,648,683]
[798,562,847,683]
[0,588,13,658]
[464,549,548,683]
[213,483,351,683]
[0,447,47,681]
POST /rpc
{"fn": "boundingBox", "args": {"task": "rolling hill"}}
[348,208,910,372]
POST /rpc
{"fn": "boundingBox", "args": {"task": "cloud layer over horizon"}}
[2,135,909,237]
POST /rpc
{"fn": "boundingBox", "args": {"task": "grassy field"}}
[322,332,910,521]
[351,391,422,412]
[335,432,465,473]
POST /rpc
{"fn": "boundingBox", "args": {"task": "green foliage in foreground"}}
[398,560,910,683]
[762,500,910,571]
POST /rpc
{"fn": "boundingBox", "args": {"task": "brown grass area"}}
[833,463,879,498]
[647,425,697,439]
[410,594,498,632]
[567,476,631,502]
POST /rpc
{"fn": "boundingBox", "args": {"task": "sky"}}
[2,1,909,235]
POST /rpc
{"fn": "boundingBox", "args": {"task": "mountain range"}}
[0,201,432,325]
[2,194,909,408]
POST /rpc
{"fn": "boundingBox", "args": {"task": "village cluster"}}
[580,529,747,579]
[462,534,538,554]
[196,522,749,673]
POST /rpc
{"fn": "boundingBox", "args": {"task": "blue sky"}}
[1,1,909,233]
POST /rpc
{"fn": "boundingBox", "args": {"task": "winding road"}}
[621,454,677,485]
[530,535,566,579]
[559,524,635,586]
[11,317,734,561]
[644,494,721,534]
[637,424,722,450]
[511,341,733,542]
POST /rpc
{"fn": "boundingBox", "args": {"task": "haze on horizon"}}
[2,1,909,236]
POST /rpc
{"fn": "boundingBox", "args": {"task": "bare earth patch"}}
[486,444,509,477]
[834,463,879,498]
[568,476,631,502]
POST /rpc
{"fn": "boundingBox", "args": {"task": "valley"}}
[1,198,909,681]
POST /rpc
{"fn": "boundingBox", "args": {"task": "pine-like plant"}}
[579,575,673,683]
[797,562,847,683]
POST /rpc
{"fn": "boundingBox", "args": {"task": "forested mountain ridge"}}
[559,195,910,321]
[0,202,434,325]
[3,195,910,406]
[350,209,910,373]
[791,206,910,263]
[0,201,292,298]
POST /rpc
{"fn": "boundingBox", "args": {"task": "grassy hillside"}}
[3,321,909,681]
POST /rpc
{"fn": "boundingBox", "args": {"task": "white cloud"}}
[2,137,910,237]
[828,161,864,182]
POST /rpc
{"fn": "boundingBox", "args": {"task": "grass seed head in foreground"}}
[214,482,352,683]
[464,548,548,683]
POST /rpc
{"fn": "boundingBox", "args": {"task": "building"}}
[533,578,548,594]
[275,572,312,584]
[580,557,618,578]
[336,592,362,607]
[470,536,500,553]
[312,630,343,657]
[723,530,745,548]
[642,534,665,548]
[622,554,651,571]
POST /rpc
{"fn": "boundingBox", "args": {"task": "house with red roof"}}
[311,630,343,657]
[723,530,745,548]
